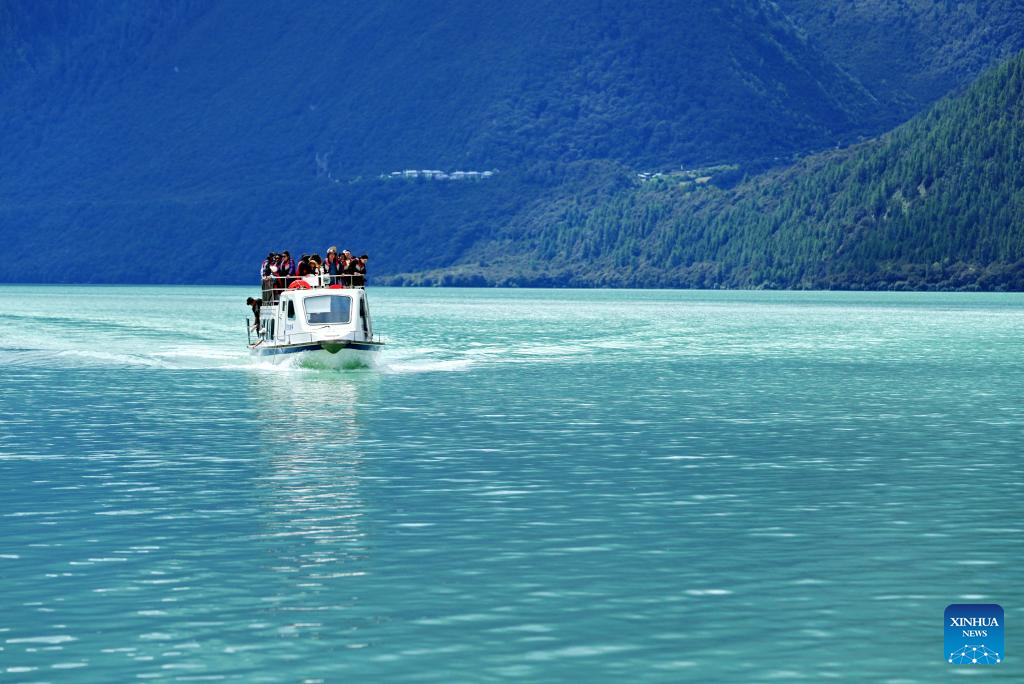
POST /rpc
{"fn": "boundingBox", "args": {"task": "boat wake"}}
[379,357,474,374]
[0,347,175,370]
[0,338,602,376]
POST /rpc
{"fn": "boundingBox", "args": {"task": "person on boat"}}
[260,252,275,279]
[310,254,325,286]
[246,297,262,331]
[279,251,294,288]
[261,253,280,302]
[325,246,342,285]
[340,250,358,286]
[296,255,313,278]
[351,254,368,287]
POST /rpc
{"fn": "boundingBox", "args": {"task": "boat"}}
[247,274,384,368]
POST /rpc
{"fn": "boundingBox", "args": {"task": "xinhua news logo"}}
[945,604,1003,665]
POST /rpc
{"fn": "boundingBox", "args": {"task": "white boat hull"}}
[250,340,383,369]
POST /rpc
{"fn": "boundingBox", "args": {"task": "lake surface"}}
[1,286,1022,682]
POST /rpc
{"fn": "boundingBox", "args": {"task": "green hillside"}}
[0,0,874,199]
[0,0,892,285]
[2,2,1022,289]
[392,51,1024,291]
[777,0,1024,121]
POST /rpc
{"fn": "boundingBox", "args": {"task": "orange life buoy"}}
[288,280,311,289]
[329,284,344,289]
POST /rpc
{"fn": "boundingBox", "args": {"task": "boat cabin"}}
[250,284,376,348]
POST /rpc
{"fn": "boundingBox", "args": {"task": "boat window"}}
[304,295,351,325]
[287,301,295,319]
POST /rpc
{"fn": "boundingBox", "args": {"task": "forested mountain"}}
[0,0,873,198]
[776,0,1024,124]
[0,0,890,284]
[0,1,1022,288]
[401,50,1024,290]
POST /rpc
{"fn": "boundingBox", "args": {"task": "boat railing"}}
[259,274,366,305]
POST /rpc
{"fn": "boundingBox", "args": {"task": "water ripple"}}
[1,287,1022,681]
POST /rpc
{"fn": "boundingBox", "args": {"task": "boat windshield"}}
[304,295,351,325]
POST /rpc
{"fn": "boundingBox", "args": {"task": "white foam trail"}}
[53,349,174,369]
[380,358,473,374]
[151,347,242,361]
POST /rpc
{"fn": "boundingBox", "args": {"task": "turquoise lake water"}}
[1,286,1022,682]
